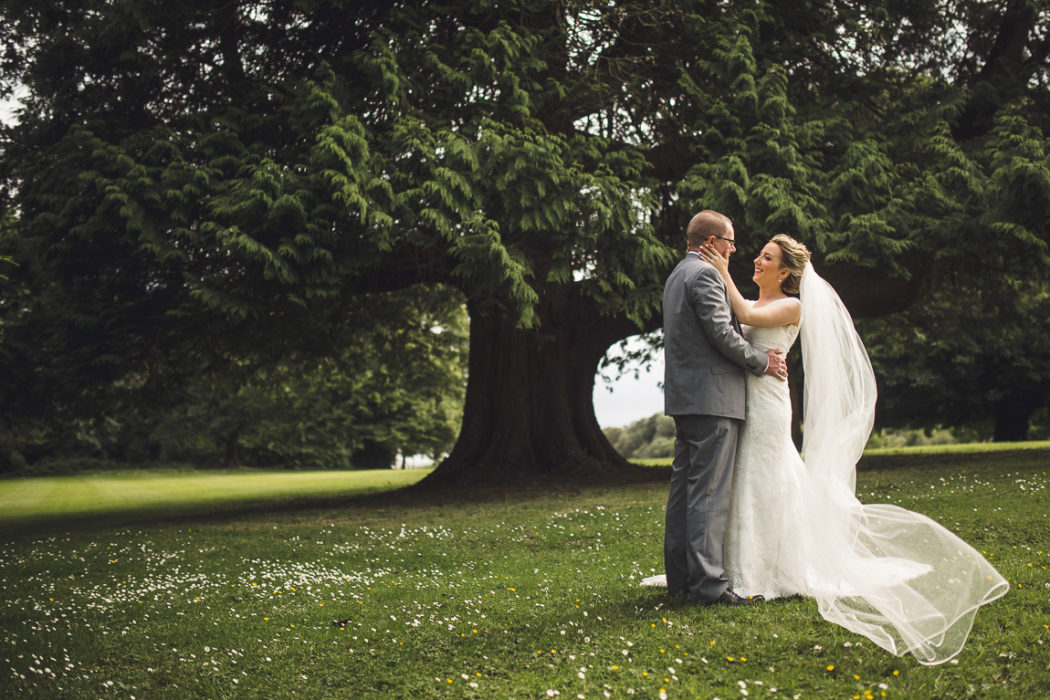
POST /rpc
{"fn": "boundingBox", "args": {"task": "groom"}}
[663,209,786,605]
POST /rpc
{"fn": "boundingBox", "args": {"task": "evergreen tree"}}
[861,106,1050,442]
[1,1,1048,481]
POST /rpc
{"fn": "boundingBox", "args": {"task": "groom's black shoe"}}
[707,589,764,606]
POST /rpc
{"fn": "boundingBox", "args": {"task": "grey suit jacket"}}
[663,253,768,419]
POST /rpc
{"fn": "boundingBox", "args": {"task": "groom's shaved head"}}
[687,210,732,248]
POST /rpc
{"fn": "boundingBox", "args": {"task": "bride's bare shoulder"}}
[752,297,798,309]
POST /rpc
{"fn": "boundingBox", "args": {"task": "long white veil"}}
[798,262,1008,664]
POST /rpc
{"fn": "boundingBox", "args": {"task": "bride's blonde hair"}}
[770,234,811,295]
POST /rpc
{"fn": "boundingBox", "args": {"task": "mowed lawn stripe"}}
[0,468,430,530]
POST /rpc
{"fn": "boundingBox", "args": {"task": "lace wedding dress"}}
[644,264,1009,665]
[724,316,808,600]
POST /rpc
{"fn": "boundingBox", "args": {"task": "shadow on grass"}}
[0,490,396,539]
[1,463,669,539]
[6,444,1047,539]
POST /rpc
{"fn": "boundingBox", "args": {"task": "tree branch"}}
[953,0,1040,141]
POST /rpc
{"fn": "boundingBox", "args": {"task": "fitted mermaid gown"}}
[724,319,808,600]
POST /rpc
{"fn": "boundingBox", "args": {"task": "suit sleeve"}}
[688,265,769,376]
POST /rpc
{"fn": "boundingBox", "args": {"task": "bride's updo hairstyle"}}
[770,234,811,295]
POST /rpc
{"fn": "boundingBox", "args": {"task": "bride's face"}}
[753,243,785,286]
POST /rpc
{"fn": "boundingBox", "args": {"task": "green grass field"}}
[1,447,1048,698]
[0,468,428,534]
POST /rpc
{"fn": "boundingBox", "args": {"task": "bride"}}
[646,233,1008,665]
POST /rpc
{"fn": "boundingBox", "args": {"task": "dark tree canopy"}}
[2,1,1049,479]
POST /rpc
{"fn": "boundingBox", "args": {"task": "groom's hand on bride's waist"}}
[763,350,788,381]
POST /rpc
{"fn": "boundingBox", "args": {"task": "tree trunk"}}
[423,285,645,486]
[992,393,1039,442]
[224,429,241,468]
[952,0,1039,142]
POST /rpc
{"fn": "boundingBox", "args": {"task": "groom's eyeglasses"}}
[714,235,737,250]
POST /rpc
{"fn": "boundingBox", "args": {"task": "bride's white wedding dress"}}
[725,316,809,600]
[644,263,1009,665]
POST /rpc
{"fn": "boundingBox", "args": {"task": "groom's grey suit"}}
[663,251,768,602]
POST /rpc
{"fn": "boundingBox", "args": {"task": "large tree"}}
[860,111,1050,442]
[2,1,1048,481]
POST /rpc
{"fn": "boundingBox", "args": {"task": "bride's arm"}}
[699,245,801,328]
[738,297,801,328]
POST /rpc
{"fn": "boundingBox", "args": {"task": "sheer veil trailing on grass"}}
[794,261,1008,664]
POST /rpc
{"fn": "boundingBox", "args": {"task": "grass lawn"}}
[0,468,428,534]
[1,448,1048,698]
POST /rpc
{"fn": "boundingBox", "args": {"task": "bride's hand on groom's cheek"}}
[700,244,728,270]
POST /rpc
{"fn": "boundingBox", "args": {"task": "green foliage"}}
[604,413,676,460]
[863,277,1050,441]
[860,107,1050,441]
[864,427,979,450]
[0,2,669,466]
[10,284,467,471]
[0,206,17,342]
[2,1,1050,474]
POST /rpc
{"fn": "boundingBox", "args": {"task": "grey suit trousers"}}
[664,414,740,603]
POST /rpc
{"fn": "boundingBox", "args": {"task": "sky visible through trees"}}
[594,336,664,428]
